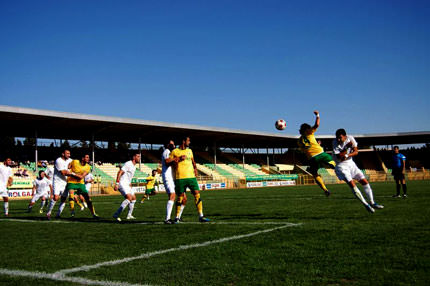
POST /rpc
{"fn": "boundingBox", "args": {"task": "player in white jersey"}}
[162,140,177,224]
[46,150,73,219]
[0,158,13,216]
[44,165,54,198]
[332,129,384,213]
[27,170,52,213]
[113,153,140,221]
[82,172,94,210]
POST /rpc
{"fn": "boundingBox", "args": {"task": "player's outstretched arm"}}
[312,110,320,129]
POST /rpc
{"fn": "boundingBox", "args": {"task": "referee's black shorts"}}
[392,168,405,181]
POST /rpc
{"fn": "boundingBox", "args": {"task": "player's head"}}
[152,169,157,176]
[165,140,175,151]
[335,129,347,143]
[3,158,12,166]
[132,152,141,163]
[38,170,46,178]
[62,149,71,160]
[181,136,191,148]
[299,123,311,135]
[393,146,400,153]
[81,153,90,164]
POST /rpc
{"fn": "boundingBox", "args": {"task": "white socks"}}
[40,200,46,209]
[4,201,8,215]
[166,200,174,221]
[352,185,368,206]
[47,199,57,215]
[128,200,136,217]
[362,184,375,205]
[114,199,130,217]
[56,201,66,216]
[178,205,185,219]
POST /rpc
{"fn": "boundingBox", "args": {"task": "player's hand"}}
[313,110,319,116]
[114,184,119,191]
[180,155,186,161]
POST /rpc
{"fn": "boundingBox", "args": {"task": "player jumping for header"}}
[298,110,336,196]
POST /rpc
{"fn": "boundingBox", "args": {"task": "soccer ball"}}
[275,119,286,130]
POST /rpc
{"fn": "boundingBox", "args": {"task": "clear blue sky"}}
[1,0,429,135]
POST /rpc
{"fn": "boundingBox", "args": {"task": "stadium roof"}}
[1,105,429,149]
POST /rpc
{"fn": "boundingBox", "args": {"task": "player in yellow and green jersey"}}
[298,110,336,196]
[170,136,210,223]
[56,154,98,218]
[140,170,158,203]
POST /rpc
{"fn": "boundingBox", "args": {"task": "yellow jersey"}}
[67,160,91,184]
[170,148,195,179]
[146,175,155,189]
[297,128,324,159]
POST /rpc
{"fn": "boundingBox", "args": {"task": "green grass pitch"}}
[1,180,429,286]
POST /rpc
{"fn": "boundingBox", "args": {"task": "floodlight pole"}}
[91,134,95,171]
[266,147,269,174]
[138,137,142,170]
[35,130,38,173]
[213,142,217,170]
[242,146,245,169]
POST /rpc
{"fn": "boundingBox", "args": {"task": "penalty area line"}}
[55,222,302,276]
[0,268,155,286]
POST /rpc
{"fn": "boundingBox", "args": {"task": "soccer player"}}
[140,170,158,203]
[45,164,54,199]
[0,158,13,216]
[392,146,407,198]
[333,129,384,213]
[170,136,210,223]
[57,154,98,218]
[113,153,140,221]
[27,170,52,213]
[162,140,177,224]
[46,150,73,220]
[83,172,95,208]
[297,111,336,196]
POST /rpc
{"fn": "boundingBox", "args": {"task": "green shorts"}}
[175,178,200,194]
[66,183,88,195]
[309,152,334,174]
[145,188,155,195]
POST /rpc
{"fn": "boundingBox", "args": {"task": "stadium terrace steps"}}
[138,163,153,177]
[228,164,259,177]
[92,166,114,184]
[216,164,243,178]
[243,164,267,175]
[204,163,238,178]
[196,163,223,180]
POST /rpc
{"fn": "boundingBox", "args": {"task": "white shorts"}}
[162,175,175,195]
[0,187,8,198]
[31,192,48,203]
[164,180,175,195]
[53,180,67,196]
[119,184,134,197]
[335,162,365,182]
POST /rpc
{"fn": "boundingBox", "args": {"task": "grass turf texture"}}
[0,180,429,286]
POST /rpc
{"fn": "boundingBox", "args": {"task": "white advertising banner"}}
[246,181,295,188]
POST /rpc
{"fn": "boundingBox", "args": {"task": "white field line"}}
[55,222,301,276]
[0,268,154,286]
[0,218,296,226]
[0,218,74,224]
